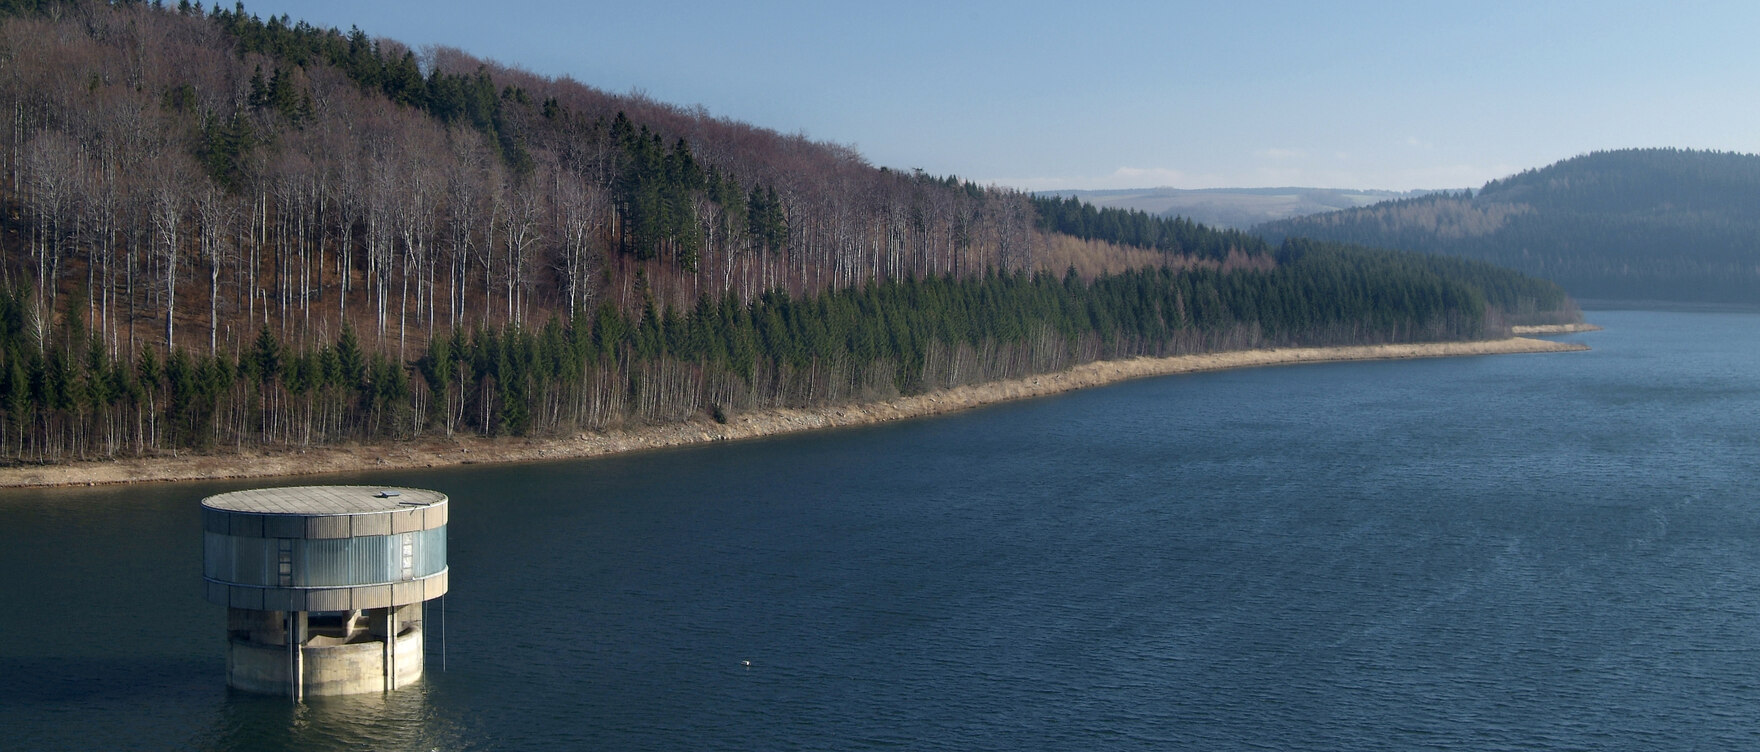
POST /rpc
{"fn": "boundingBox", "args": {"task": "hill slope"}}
[0,1,1579,464]
[1255,149,1760,304]
[1046,187,1420,230]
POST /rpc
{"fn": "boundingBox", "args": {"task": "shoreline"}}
[1511,323,1603,334]
[0,336,1590,489]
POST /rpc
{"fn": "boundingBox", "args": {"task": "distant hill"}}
[1042,187,1426,230]
[1255,149,1760,304]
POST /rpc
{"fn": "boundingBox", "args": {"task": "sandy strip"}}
[0,337,1589,488]
[1511,323,1603,334]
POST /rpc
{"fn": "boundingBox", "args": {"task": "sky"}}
[239,0,1760,192]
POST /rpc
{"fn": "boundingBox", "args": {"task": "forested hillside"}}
[1042,187,1413,230]
[1255,149,1760,304]
[0,0,1578,463]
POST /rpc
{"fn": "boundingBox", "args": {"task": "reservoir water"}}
[4,310,1760,750]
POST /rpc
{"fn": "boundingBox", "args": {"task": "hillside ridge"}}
[0,0,1580,470]
[1045,187,1431,229]
[1256,148,1760,304]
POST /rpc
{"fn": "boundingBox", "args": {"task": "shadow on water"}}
[204,683,476,752]
[0,657,472,751]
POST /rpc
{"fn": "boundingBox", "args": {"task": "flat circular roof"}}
[202,485,447,516]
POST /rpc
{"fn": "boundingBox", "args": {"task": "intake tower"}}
[201,485,449,698]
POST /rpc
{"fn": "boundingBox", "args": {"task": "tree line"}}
[1031,195,1263,261]
[0,238,1572,462]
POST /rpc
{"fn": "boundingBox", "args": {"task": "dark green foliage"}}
[0,0,74,17]
[334,325,364,389]
[251,324,280,384]
[747,185,787,253]
[195,112,257,191]
[246,64,311,124]
[610,115,707,267]
[198,3,541,170]
[161,83,197,113]
[1031,195,1267,260]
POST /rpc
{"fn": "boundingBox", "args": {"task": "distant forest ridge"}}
[1255,148,1760,304]
[1043,187,1431,230]
[0,0,1578,463]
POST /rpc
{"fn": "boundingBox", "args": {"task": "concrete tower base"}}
[225,605,425,697]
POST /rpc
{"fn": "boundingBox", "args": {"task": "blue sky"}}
[240,1,1760,191]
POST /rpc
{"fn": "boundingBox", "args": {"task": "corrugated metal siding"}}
[203,528,447,588]
[299,535,398,587]
[203,532,275,585]
[414,527,446,579]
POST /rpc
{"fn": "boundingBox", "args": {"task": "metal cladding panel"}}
[263,515,304,539]
[305,588,350,612]
[306,515,349,539]
[203,508,230,535]
[391,509,422,534]
[205,580,229,606]
[299,536,397,587]
[206,531,442,588]
[422,570,449,600]
[228,513,264,538]
[356,585,394,611]
[415,528,447,577]
[424,504,447,529]
[392,580,422,605]
[204,532,275,586]
[352,512,391,537]
[261,588,301,612]
[229,585,264,611]
[202,531,226,581]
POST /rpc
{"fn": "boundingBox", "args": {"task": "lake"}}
[4,310,1759,750]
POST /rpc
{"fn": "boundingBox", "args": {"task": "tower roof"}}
[202,485,446,516]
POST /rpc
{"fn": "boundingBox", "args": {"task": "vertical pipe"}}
[384,608,395,692]
[293,612,305,702]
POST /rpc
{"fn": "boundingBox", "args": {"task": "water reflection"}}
[206,682,473,752]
